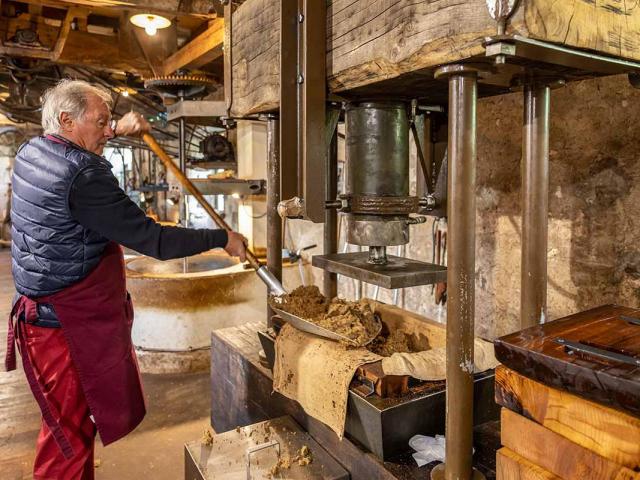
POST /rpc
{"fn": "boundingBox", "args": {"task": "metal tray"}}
[271,307,381,346]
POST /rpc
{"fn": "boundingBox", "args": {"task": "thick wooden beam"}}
[230,0,640,116]
[496,448,560,480]
[58,30,151,75]
[501,408,640,480]
[0,7,82,60]
[162,19,224,75]
[51,7,80,60]
[15,0,216,17]
[495,366,640,470]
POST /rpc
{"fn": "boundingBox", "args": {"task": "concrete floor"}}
[0,248,212,479]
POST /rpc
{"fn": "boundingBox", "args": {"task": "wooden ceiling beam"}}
[57,29,152,75]
[161,18,224,75]
[8,0,216,18]
[0,7,83,61]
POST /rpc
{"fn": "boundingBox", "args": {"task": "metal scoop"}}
[271,307,382,347]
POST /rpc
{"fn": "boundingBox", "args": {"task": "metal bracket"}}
[484,35,640,75]
[621,315,640,327]
[223,0,235,118]
[352,375,376,398]
[486,0,521,35]
[245,439,280,480]
[554,337,640,367]
[279,0,327,223]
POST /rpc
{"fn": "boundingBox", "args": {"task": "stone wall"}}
[288,74,640,340]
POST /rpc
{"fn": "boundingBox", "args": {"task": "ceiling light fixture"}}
[130,14,171,36]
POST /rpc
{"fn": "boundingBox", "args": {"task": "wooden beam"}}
[58,30,151,75]
[0,7,82,61]
[12,0,216,17]
[501,408,640,480]
[162,18,224,75]
[497,448,561,480]
[495,366,640,470]
[230,0,640,116]
[51,7,82,60]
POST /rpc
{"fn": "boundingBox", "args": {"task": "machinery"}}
[199,133,235,164]
[341,101,423,265]
[200,1,640,479]
[313,101,447,290]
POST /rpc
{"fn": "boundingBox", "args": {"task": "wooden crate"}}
[230,0,640,116]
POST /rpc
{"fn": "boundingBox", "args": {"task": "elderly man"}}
[5,79,247,479]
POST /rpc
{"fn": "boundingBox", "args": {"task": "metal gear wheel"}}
[143,74,217,99]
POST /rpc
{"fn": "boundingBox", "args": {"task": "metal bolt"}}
[298,13,304,22]
[297,74,304,84]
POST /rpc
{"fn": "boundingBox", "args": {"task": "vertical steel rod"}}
[178,115,187,227]
[433,65,483,480]
[178,111,188,272]
[267,116,283,325]
[444,70,477,480]
[521,83,550,328]
[324,129,338,298]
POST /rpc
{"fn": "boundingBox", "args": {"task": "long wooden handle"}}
[142,133,262,271]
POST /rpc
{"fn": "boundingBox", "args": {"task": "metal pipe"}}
[266,115,283,324]
[324,126,338,298]
[368,246,388,265]
[521,82,550,328]
[178,112,188,272]
[142,133,286,295]
[432,65,483,480]
[355,246,363,300]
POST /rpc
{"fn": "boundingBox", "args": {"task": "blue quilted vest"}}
[11,136,110,297]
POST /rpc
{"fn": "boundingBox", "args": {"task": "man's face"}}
[60,94,114,155]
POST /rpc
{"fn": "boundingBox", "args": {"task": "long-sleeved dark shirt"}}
[69,165,228,260]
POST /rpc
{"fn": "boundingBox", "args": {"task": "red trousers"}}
[21,322,96,480]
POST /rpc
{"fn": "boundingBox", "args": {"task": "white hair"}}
[41,79,113,134]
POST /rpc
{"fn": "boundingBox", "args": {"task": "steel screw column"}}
[266,115,283,325]
[521,82,550,328]
[432,65,485,480]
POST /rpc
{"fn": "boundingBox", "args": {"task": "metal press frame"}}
[267,4,640,480]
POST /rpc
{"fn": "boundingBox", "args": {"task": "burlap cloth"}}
[273,323,381,438]
[381,337,499,380]
[273,304,499,438]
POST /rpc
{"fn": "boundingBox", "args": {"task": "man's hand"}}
[224,231,248,262]
[115,112,151,137]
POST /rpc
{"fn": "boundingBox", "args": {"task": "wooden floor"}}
[0,248,212,479]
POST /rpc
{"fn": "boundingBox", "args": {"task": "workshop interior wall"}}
[287,74,640,339]
[0,76,638,339]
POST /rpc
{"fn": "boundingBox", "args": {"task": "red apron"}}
[6,242,146,457]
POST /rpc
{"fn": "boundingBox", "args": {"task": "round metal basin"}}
[126,251,267,374]
[127,255,239,275]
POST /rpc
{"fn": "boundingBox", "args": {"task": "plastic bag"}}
[409,434,446,467]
